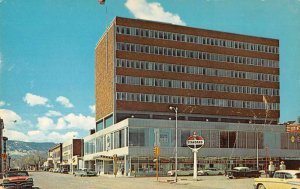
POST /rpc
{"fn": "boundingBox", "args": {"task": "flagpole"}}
[98,0,108,71]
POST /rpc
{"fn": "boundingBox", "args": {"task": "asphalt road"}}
[27,171,255,189]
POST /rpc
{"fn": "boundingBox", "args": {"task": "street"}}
[27,172,255,189]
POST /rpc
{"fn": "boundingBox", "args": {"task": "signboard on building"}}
[154,128,160,146]
[286,124,300,133]
[72,156,78,165]
[106,134,111,151]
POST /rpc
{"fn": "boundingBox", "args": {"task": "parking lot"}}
[20,171,256,189]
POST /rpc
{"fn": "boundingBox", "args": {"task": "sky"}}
[0,0,300,143]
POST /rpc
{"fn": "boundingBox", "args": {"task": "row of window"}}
[116,75,279,96]
[116,59,279,82]
[85,128,283,152]
[116,25,279,54]
[84,129,126,155]
[116,92,280,110]
[116,42,279,68]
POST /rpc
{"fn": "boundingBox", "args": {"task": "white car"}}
[167,168,193,176]
[198,168,224,176]
[254,170,300,189]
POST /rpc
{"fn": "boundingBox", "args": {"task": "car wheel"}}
[258,184,266,189]
[218,172,223,175]
[204,172,208,176]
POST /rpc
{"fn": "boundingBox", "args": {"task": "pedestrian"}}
[279,161,286,170]
[268,161,275,177]
[121,167,124,175]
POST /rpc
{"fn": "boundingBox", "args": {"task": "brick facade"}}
[96,17,280,125]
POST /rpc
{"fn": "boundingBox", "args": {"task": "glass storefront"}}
[83,120,299,175]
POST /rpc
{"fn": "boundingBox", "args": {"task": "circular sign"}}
[186,132,204,149]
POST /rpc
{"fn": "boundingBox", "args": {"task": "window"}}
[181,130,190,147]
[129,128,147,146]
[96,121,103,131]
[220,131,228,148]
[104,115,113,128]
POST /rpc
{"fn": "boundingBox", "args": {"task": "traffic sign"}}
[153,146,160,157]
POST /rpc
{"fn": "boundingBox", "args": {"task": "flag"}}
[98,0,105,4]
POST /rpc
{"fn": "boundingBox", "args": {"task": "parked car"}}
[53,168,61,173]
[227,167,260,179]
[254,170,300,189]
[74,169,97,177]
[60,168,69,174]
[167,168,193,176]
[198,168,225,176]
[0,170,33,189]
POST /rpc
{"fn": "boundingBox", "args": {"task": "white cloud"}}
[5,128,78,143]
[5,129,29,142]
[23,93,50,107]
[47,131,78,142]
[56,96,74,108]
[27,130,78,142]
[56,113,94,130]
[0,101,5,107]
[37,116,55,131]
[45,110,62,117]
[89,105,95,114]
[0,109,22,128]
[125,0,186,26]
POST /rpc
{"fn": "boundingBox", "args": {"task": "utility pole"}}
[3,137,8,172]
[0,118,4,179]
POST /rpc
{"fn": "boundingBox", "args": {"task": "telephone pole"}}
[0,118,4,179]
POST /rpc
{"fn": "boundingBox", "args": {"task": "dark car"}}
[1,170,33,188]
[227,167,260,179]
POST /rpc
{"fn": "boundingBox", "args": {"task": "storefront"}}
[83,118,300,176]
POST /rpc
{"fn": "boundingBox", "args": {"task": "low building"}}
[83,118,300,176]
[49,143,62,169]
[61,139,84,173]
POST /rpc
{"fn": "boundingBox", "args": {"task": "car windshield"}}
[295,173,300,179]
[5,171,29,177]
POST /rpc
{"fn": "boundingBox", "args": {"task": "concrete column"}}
[124,155,127,176]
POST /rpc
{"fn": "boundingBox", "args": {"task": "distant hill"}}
[6,140,56,157]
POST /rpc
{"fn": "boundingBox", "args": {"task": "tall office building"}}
[83,17,298,176]
[96,17,279,130]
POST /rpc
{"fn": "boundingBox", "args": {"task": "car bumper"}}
[3,181,33,189]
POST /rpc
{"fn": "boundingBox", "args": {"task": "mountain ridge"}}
[6,140,56,157]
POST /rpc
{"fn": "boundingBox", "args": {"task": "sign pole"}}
[156,155,158,181]
[153,146,160,181]
[193,149,198,180]
[186,132,204,181]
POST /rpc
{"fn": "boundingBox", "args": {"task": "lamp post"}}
[169,106,178,182]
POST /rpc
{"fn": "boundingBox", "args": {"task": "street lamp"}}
[169,106,178,182]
